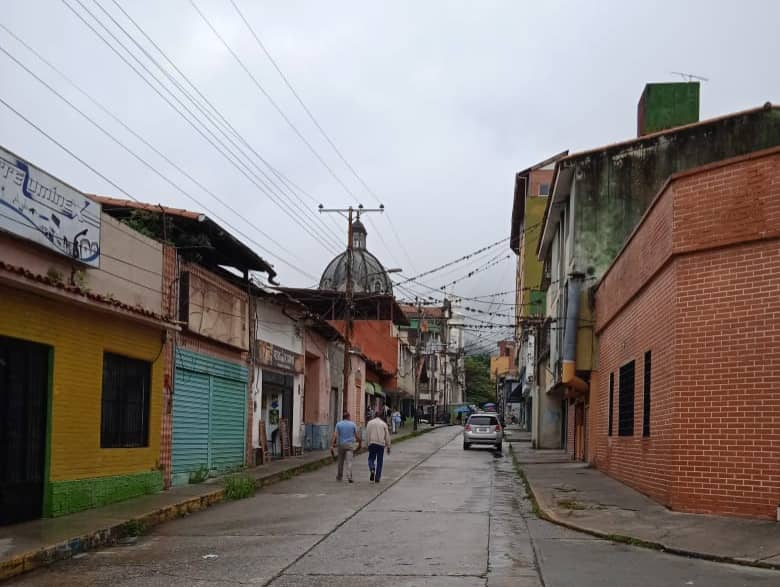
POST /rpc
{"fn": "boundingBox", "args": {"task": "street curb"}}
[508,445,780,573]
[0,424,443,583]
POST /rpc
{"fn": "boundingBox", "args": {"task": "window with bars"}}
[643,351,651,437]
[608,372,614,436]
[618,361,635,436]
[101,353,151,448]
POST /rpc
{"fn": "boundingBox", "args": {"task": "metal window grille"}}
[101,353,151,448]
[643,351,651,437]
[618,361,635,437]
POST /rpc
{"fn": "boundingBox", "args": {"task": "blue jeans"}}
[368,444,385,481]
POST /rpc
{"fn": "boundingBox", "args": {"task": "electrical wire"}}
[189,0,405,272]
[102,0,346,247]
[0,95,319,283]
[395,236,510,285]
[60,0,343,256]
[227,0,416,273]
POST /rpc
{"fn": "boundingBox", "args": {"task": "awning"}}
[509,382,524,402]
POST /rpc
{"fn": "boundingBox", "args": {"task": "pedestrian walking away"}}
[392,408,401,434]
[330,411,362,483]
[366,412,391,483]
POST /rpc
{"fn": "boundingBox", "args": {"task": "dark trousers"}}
[368,443,385,481]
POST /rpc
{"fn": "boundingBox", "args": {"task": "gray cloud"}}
[1,0,777,313]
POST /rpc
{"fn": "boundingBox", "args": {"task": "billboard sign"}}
[0,147,101,266]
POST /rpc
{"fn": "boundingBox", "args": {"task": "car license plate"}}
[478,427,488,433]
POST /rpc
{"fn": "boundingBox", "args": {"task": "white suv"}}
[463,413,503,451]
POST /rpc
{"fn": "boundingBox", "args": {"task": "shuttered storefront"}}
[172,349,247,485]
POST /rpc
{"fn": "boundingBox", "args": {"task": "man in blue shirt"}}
[330,411,362,483]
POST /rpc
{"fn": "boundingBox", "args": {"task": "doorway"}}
[0,335,50,525]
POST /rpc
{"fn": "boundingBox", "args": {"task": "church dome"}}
[319,219,393,295]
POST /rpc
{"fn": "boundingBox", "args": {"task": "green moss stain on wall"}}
[47,471,163,517]
[574,107,780,280]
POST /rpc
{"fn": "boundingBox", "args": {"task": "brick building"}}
[593,147,780,520]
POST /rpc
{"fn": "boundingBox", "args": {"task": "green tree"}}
[464,354,495,406]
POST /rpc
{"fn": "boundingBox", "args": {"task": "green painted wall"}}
[574,106,780,279]
[639,82,700,135]
[47,470,163,517]
[520,196,548,318]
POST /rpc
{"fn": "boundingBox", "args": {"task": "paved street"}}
[7,427,779,586]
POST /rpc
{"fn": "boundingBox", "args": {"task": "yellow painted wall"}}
[576,288,595,371]
[519,196,548,317]
[0,285,163,482]
[490,355,513,382]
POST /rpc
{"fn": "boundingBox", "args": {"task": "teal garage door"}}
[172,349,248,485]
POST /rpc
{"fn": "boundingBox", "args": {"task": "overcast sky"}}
[2,1,779,336]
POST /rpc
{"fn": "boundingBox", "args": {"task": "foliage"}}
[46,267,64,284]
[189,464,209,484]
[464,353,495,405]
[122,210,212,263]
[224,473,256,500]
[71,269,89,290]
[121,519,145,537]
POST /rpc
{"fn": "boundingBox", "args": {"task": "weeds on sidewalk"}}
[224,473,256,500]
[509,445,541,517]
[121,519,145,537]
[189,464,209,484]
[558,499,586,510]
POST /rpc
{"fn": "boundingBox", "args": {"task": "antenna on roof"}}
[670,71,709,83]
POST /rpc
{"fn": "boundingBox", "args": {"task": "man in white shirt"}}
[366,412,391,483]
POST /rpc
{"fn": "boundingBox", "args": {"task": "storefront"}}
[0,152,173,522]
[252,294,305,459]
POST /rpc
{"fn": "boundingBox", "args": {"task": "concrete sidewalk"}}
[0,424,444,581]
[511,444,780,571]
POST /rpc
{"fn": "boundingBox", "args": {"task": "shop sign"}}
[256,340,302,373]
[0,146,101,266]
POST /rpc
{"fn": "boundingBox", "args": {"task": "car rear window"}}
[469,416,497,426]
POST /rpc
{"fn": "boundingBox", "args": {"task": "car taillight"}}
[495,423,502,432]
[464,424,471,431]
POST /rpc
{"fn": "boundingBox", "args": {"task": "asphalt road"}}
[8,427,780,586]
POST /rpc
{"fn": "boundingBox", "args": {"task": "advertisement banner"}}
[0,146,101,266]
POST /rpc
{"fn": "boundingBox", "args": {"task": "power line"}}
[103,0,346,247]
[61,0,343,255]
[0,88,318,283]
[228,0,417,274]
[395,236,510,285]
[0,26,317,269]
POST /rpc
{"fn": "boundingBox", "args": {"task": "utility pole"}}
[319,204,384,418]
[413,298,422,431]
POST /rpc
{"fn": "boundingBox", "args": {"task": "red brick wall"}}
[595,261,677,505]
[160,245,176,488]
[529,168,554,198]
[594,148,780,519]
[673,240,780,518]
[328,320,398,387]
[671,150,780,254]
[668,150,780,518]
